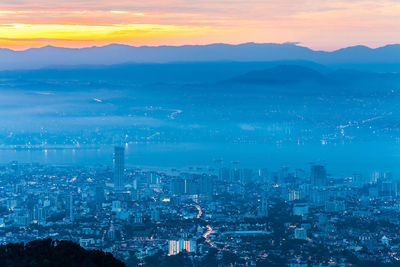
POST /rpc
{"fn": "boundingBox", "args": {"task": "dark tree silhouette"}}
[200,248,218,267]
[0,239,125,267]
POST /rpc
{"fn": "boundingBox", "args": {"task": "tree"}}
[201,248,218,267]
[0,239,125,267]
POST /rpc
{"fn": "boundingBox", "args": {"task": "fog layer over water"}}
[1,62,400,176]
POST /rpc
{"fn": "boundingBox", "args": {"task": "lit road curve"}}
[194,204,216,247]
[203,225,216,247]
[194,204,202,219]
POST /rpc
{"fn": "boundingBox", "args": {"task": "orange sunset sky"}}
[0,0,399,51]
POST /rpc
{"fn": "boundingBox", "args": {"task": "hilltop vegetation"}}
[0,239,125,267]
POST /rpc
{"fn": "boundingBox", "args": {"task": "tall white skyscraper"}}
[113,146,125,191]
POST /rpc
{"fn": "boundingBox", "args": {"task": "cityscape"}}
[0,145,399,266]
[1,0,400,266]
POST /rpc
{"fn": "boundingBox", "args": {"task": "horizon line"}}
[1,42,399,53]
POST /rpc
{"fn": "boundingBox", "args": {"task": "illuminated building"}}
[168,239,197,255]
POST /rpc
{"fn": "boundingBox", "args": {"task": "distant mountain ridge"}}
[225,64,400,92]
[1,43,400,70]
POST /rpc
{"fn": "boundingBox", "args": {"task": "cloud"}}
[0,0,399,50]
[0,37,92,42]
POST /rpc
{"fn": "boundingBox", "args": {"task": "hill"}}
[225,64,400,93]
[0,239,125,267]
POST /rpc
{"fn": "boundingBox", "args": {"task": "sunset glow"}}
[0,0,400,50]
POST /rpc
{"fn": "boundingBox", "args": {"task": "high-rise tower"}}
[311,165,327,187]
[113,146,125,191]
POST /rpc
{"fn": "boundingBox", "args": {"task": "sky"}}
[0,0,399,51]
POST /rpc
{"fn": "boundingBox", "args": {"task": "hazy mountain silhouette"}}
[225,65,400,96]
[228,65,328,85]
[1,43,400,70]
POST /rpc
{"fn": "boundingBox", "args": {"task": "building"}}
[95,186,105,203]
[134,212,143,224]
[289,262,307,267]
[170,178,185,195]
[151,208,161,222]
[257,197,268,218]
[325,200,346,213]
[199,175,213,197]
[294,227,307,240]
[186,179,199,195]
[218,168,231,181]
[111,200,122,212]
[113,146,125,191]
[280,166,289,184]
[231,168,241,182]
[287,189,301,201]
[240,169,254,183]
[311,188,330,206]
[311,165,327,187]
[14,214,29,226]
[146,172,159,185]
[168,239,197,255]
[258,168,269,183]
[33,205,47,225]
[382,236,390,247]
[293,203,309,216]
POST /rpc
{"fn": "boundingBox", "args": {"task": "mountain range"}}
[1,43,400,70]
